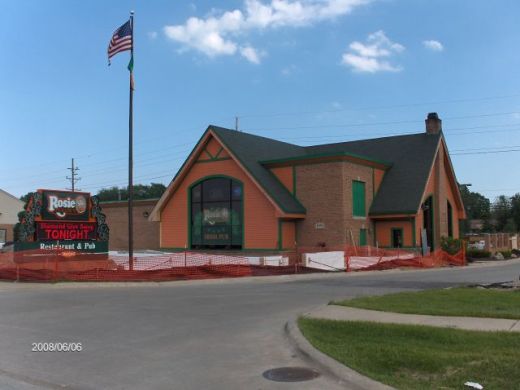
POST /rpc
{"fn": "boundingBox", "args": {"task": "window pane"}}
[203,178,230,202]
[232,225,242,246]
[231,181,242,200]
[191,203,202,227]
[202,225,231,245]
[231,201,241,225]
[202,202,230,225]
[191,184,201,203]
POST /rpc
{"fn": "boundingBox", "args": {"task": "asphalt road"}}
[0,260,519,390]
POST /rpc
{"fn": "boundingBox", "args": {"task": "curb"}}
[284,318,395,390]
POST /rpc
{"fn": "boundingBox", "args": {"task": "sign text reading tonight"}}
[36,222,97,241]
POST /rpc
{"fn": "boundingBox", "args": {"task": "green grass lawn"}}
[299,318,520,390]
[334,287,520,319]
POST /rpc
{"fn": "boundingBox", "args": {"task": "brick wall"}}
[101,200,160,251]
[294,161,374,247]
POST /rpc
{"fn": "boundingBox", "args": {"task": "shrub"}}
[500,250,512,259]
[440,236,464,255]
[466,249,491,259]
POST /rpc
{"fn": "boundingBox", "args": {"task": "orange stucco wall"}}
[271,166,294,194]
[160,136,279,249]
[281,221,296,249]
[375,220,414,247]
[205,137,223,157]
[374,168,385,194]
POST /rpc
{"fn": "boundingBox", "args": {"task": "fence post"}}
[16,265,19,282]
[184,251,187,267]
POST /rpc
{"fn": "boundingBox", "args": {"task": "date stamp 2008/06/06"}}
[31,342,82,352]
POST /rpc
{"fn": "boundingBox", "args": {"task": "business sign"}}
[41,190,90,221]
[36,222,97,241]
[15,189,109,257]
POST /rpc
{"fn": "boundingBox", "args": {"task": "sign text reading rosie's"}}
[36,222,97,241]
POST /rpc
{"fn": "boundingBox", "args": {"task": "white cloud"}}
[341,30,404,73]
[148,31,158,40]
[281,64,297,76]
[423,39,444,52]
[163,0,372,62]
[240,46,262,63]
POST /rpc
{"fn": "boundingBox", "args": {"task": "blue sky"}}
[1,0,519,200]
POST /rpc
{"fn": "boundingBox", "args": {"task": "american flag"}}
[107,20,132,65]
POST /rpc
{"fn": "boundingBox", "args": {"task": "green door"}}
[359,229,367,246]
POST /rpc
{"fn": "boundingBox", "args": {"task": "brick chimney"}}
[425,112,442,135]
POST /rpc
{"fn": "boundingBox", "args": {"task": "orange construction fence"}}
[0,245,465,283]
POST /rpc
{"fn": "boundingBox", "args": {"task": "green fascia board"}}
[369,210,418,216]
[163,127,212,192]
[259,151,393,168]
[267,167,307,212]
[211,127,306,214]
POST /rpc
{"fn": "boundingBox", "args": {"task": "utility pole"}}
[66,158,81,192]
[235,116,239,131]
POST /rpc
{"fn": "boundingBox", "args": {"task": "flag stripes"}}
[108,20,132,64]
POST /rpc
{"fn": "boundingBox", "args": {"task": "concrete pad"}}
[305,305,520,332]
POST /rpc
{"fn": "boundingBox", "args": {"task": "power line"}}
[237,92,520,119]
[239,111,520,133]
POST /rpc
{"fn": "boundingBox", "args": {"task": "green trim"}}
[359,228,367,246]
[212,128,306,214]
[259,151,393,168]
[422,194,435,250]
[412,217,416,247]
[203,149,213,160]
[278,219,283,250]
[372,168,375,198]
[390,227,404,248]
[430,195,435,249]
[187,175,244,250]
[369,210,417,216]
[214,146,224,159]
[447,200,453,238]
[194,157,231,164]
[292,166,297,196]
[266,166,307,212]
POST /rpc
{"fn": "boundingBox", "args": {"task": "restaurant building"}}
[150,113,465,252]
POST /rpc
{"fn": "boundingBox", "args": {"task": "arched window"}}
[190,177,243,249]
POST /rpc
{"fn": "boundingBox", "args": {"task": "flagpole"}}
[128,10,134,270]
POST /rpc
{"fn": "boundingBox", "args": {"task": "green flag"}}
[128,56,134,72]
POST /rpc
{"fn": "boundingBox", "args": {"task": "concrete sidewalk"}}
[304,305,520,332]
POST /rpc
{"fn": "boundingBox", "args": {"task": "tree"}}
[511,193,520,232]
[96,183,166,202]
[20,192,33,203]
[459,185,491,233]
[492,195,512,232]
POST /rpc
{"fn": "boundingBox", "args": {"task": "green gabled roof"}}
[210,126,442,217]
[210,126,307,214]
[305,132,442,215]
